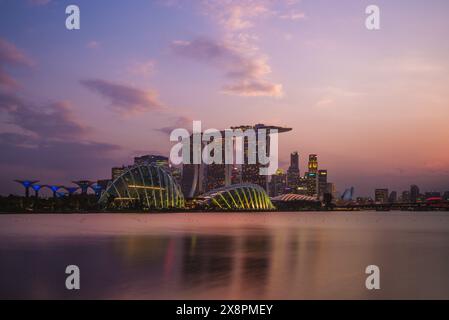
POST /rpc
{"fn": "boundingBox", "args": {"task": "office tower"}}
[204,138,232,192]
[181,134,205,198]
[308,154,318,174]
[287,152,300,190]
[410,185,420,203]
[134,154,169,168]
[269,168,287,197]
[112,166,126,181]
[326,182,337,199]
[297,176,308,195]
[305,155,318,197]
[375,189,389,203]
[401,191,411,203]
[388,191,397,203]
[318,170,328,198]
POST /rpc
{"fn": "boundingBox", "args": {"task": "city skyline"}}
[1,0,449,196]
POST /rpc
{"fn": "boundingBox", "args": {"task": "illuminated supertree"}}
[31,184,43,197]
[47,185,62,198]
[14,180,39,198]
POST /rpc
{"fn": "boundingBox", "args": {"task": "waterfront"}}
[1,212,449,299]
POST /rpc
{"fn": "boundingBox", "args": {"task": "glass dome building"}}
[198,183,275,211]
[99,163,185,210]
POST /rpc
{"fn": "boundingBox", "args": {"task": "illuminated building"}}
[99,163,185,210]
[318,170,328,198]
[204,139,232,192]
[236,124,292,192]
[198,183,275,211]
[269,168,287,196]
[375,189,389,203]
[287,152,300,190]
[134,154,169,168]
[112,166,126,181]
[14,180,39,198]
[271,193,321,210]
[401,191,411,203]
[308,154,318,174]
[296,177,308,195]
[306,172,317,197]
[305,155,318,197]
[231,166,241,185]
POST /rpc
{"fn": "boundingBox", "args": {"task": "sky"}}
[1,0,449,197]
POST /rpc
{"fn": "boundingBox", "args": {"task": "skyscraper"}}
[375,189,389,203]
[237,124,291,192]
[306,154,318,197]
[410,185,420,203]
[308,154,318,173]
[318,170,328,198]
[269,168,287,197]
[287,151,300,191]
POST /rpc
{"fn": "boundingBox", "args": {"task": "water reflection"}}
[1,212,449,299]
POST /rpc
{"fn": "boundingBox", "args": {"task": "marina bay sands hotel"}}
[181,124,292,198]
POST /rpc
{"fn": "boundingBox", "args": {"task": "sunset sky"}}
[1,0,449,196]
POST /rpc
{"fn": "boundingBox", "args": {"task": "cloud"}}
[172,37,282,97]
[156,115,192,135]
[0,38,33,89]
[0,92,87,139]
[279,11,306,20]
[80,79,163,115]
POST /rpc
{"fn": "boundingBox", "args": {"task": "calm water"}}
[1,212,449,299]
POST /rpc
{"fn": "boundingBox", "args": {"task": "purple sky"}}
[1,0,449,196]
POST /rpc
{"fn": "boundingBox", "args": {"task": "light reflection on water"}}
[1,212,449,299]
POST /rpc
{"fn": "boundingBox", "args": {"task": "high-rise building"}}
[305,154,318,197]
[269,169,287,197]
[410,185,420,203]
[375,189,389,203]
[401,190,411,203]
[306,172,317,197]
[112,166,126,181]
[287,152,300,190]
[297,177,308,195]
[326,182,337,199]
[388,191,397,203]
[204,139,232,192]
[308,154,318,174]
[236,124,291,192]
[318,170,328,198]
